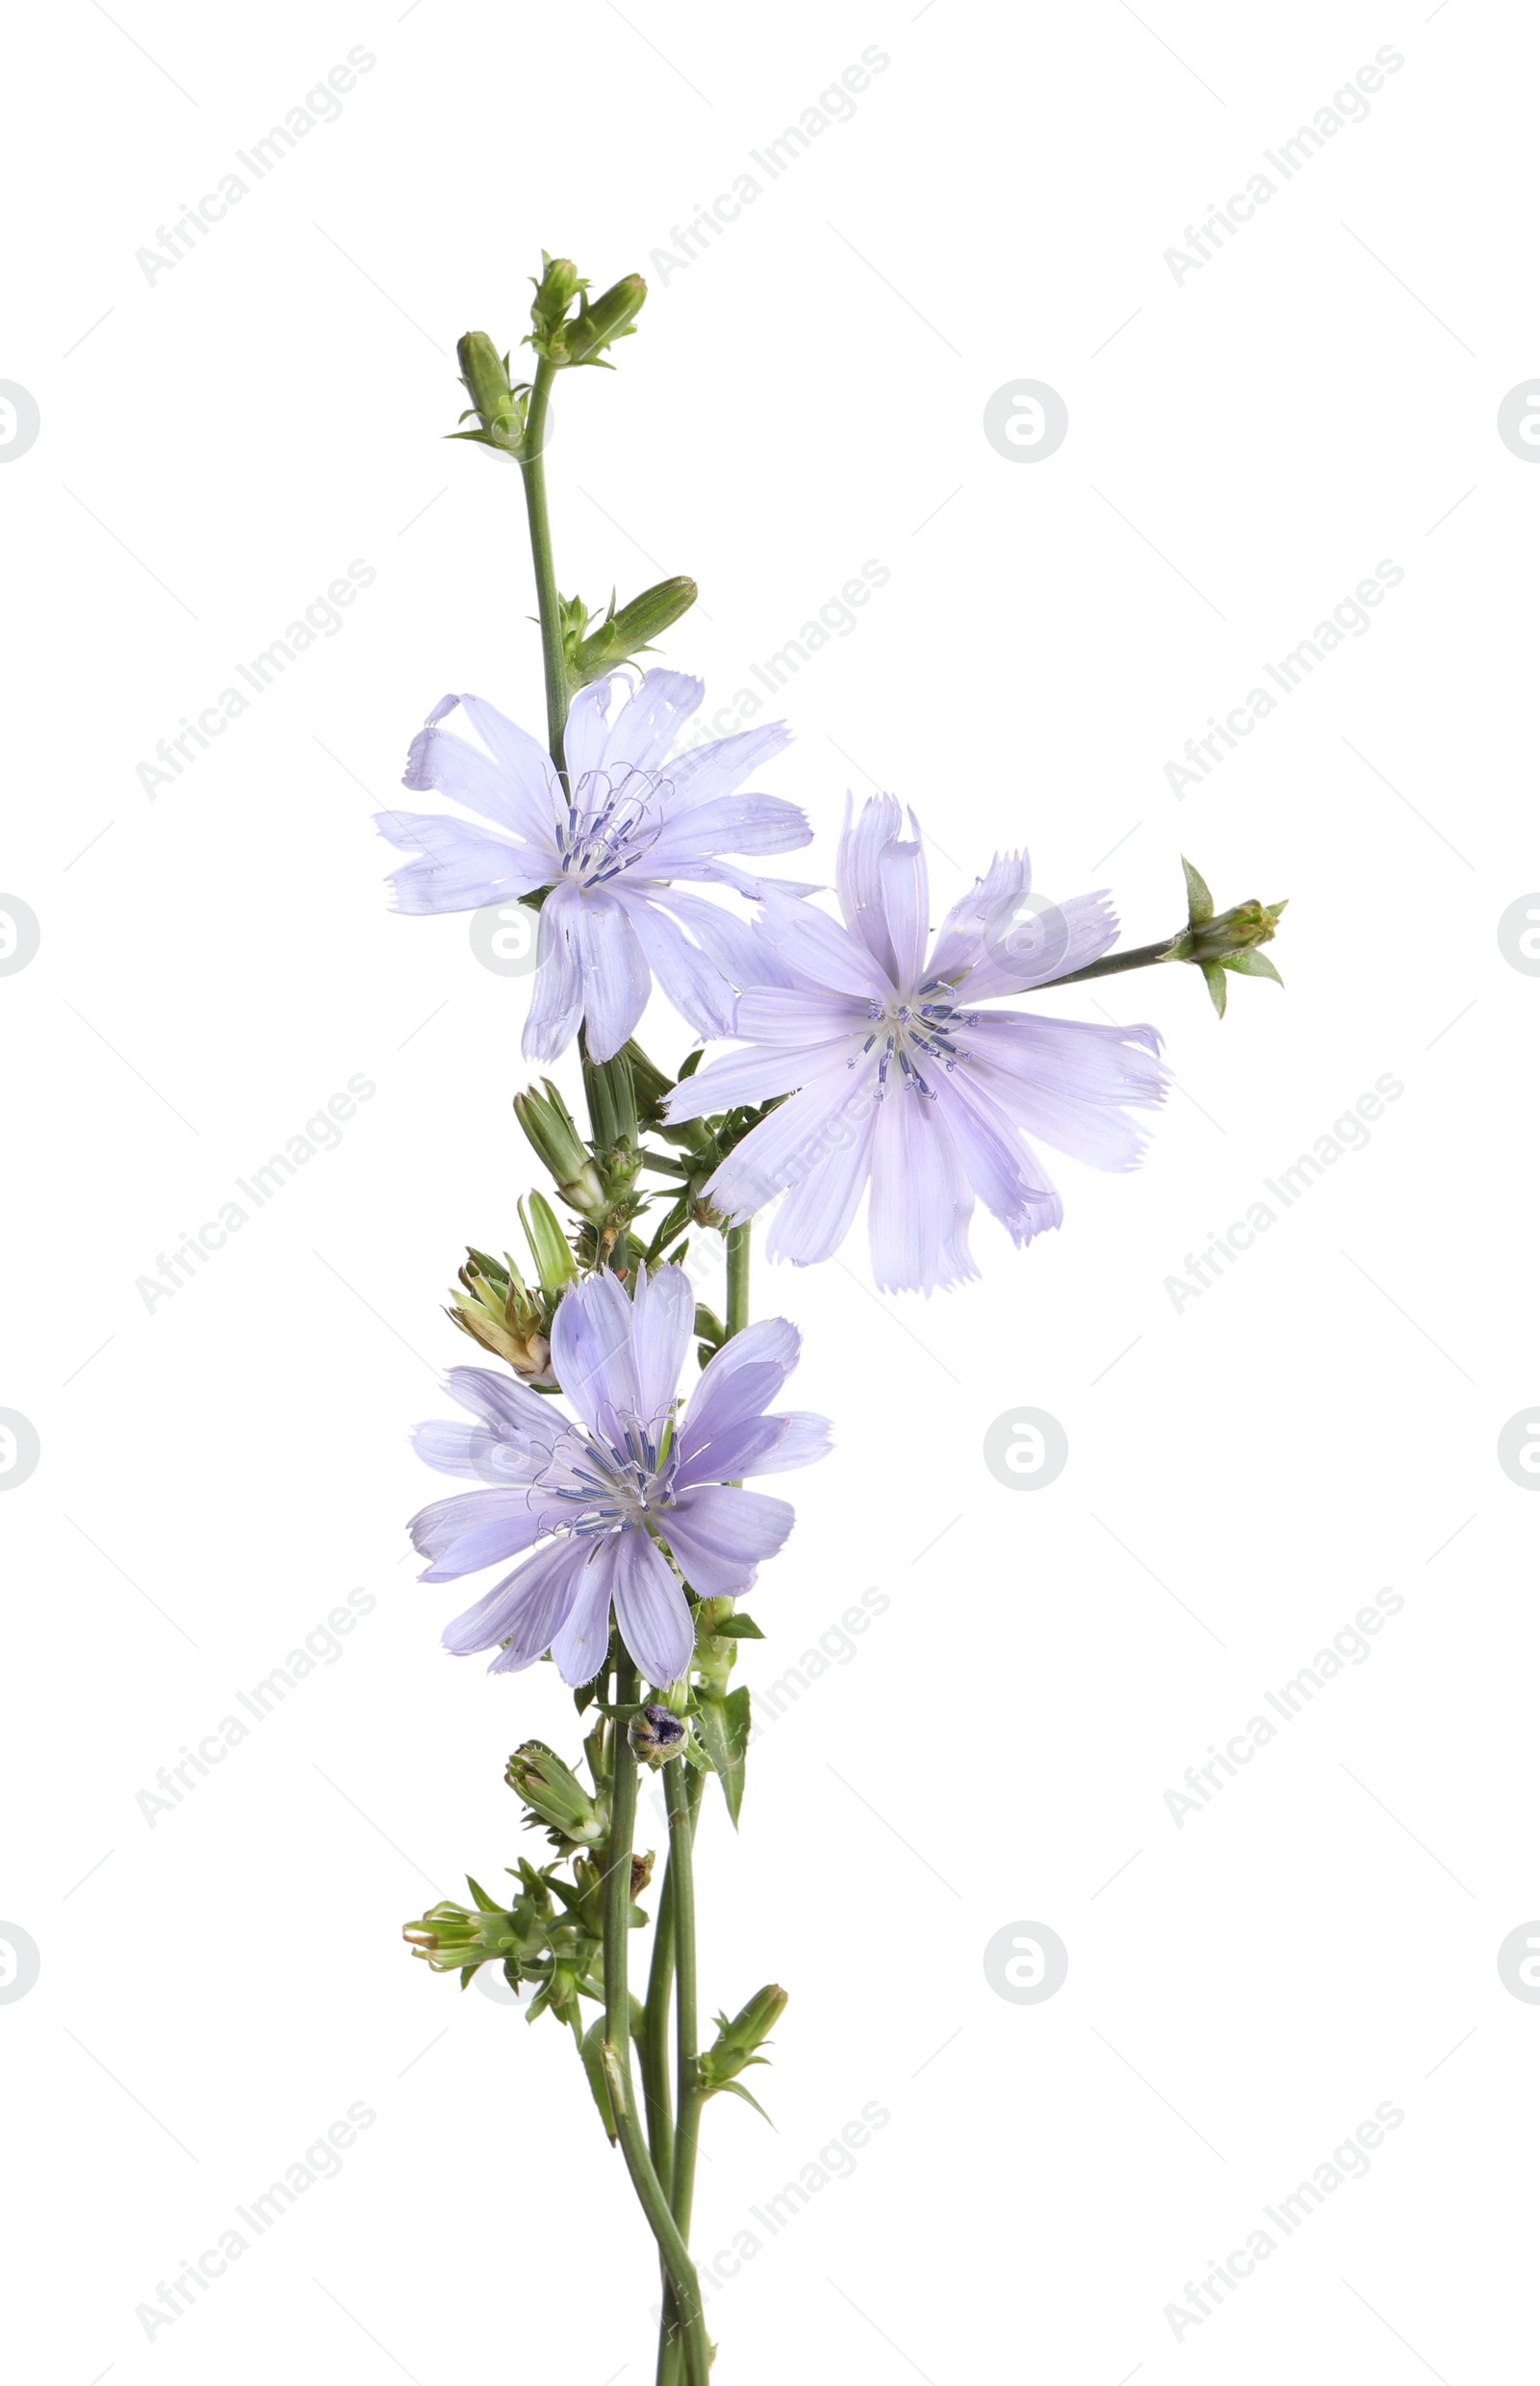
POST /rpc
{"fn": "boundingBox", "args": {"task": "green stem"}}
[725,1221,751,1340]
[604,1666,710,2386]
[642,1860,676,2195]
[518,357,569,777]
[664,1757,703,2243]
[1038,936,1177,989]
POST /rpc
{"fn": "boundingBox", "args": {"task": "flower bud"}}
[513,1082,608,1220]
[564,274,647,367]
[506,1740,608,1851]
[452,332,527,455]
[447,1248,554,1384]
[528,254,585,356]
[698,1984,788,2091]
[582,1044,641,1153]
[571,577,698,687]
[520,1193,578,1296]
[1170,859,1287,1019]
[629,1703,687,1763]
[402,1877,534,1982]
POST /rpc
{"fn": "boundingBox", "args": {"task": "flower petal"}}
[642,794,812,873]
[763,1093,878,1267]
[401,695,559,852]
[931,1068,1062,1246]
[549,1270,643,1441]
[547,1537,623,1684]
[377,811,546,913]
[411,1489,554,1579]
[603,670,704,772]
[662,721,792,812]
[564,678,618,786]
[752,890,894,1001]
[662,1484,794,1599]
[964,1014,1166,1167]
[866,1090,976,1294]
[879,821,930,989]
[733,985,870,1047]
[678,1317,801,1466]
[442,1535,586,1662]
[628,1262,695,1428]
[611,1527,695,1685]
[664,1038,845,1123]
[623,897,739,1040]
[524,881,586,1061]
[676,1409,832,1487]
[836,792,904,976]
[571,886,652,1062]
[707,1061,878,1219]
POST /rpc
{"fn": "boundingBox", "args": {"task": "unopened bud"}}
[564,273,646,366]
[572,577,698,686]
[452,331,527,455]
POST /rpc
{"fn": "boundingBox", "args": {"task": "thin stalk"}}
[641,1863,676,2196]
[604,1667,710,2386]
[518,357,569,776]
[725,1221,751,1340]
[664,1756,703,2249]
[1038,936,1176,989]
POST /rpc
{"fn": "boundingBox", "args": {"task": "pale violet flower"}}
[409,1265,830,1688]
[380,669,810,1061]
[664,796,1168,1296]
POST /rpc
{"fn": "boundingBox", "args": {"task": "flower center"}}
[852,979,976,1100]
[555,766,669,889]
[539,1414,679,1536]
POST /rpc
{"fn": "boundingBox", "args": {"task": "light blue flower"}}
[665,796,1168,1295]
[410,1265,830,1687]
[380,670,811,1061]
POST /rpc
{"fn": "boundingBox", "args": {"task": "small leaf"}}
[677,1048,705,1080]
[1220,949,1284,986]
[465,1875,501,1913]
[694,1686,751,1827]
[1200,961,1228,1018]
[713,2078,775,2126]
[706,1612,764,1640]
[574,1679,599,1715]
[1181,856,1215,926]
[579,2015,619,2142]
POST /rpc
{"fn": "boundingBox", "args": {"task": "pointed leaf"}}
[706,1613,765,1640]
[466,1875,501,1913]
[1220,948,1284,986]
[1181,856,1215,926]
[694,1686,751,1827]
[712,2077,776,2126]
[579,2014,619,2142]
[1200,961,1228,1018]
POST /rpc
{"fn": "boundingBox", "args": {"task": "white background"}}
[4,2,1537,2379]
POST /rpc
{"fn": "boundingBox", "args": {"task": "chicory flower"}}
[664,795,1168,1294]
[380,670,810,1061]
[410,1265,829,1687]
